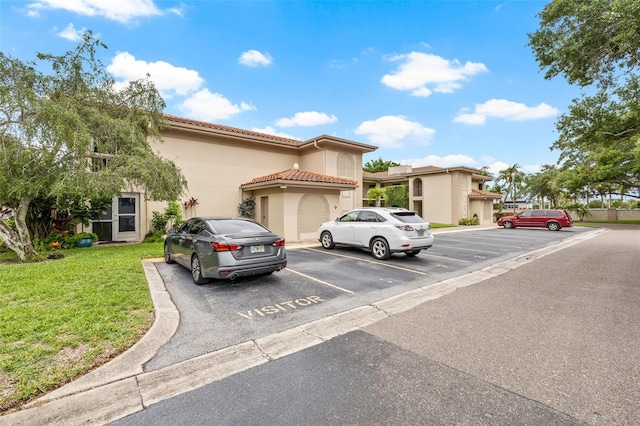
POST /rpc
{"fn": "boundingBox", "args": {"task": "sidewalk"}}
[1,224,597,426]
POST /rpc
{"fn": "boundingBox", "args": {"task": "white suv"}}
[317,207,434,260]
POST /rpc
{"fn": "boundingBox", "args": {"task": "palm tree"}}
[367,187,385,207]
[497,164,525,212]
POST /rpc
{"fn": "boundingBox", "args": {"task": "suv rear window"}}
[391,212,425,223]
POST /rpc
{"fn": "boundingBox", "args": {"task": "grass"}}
[0,242,163,413]
[431,223,458,229]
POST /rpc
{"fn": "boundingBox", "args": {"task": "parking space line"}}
[434,244,501,254]
[305,248,426,275]
[284,268,355,294]
[423,253,470,263]
[439,240,524,249]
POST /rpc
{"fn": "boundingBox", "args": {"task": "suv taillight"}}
[394,224,414,231]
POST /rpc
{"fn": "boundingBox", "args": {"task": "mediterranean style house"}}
[90,114,499,243]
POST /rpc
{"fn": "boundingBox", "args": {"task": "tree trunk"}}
[0,196,37,261]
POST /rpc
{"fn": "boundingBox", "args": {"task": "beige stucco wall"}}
[469,199,495,225]
[146,130,300,234]
[422,174,453,224]
[451,171,473,223]
[249,187,339,241]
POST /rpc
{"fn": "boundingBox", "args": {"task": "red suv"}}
[497,209,573,231]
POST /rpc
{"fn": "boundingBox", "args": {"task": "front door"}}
[260,196,269,228]
[92,193,140,242]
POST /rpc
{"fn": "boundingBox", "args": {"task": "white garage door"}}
[298,194,329,239]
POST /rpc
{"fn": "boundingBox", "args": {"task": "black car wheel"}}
[502,221,514,229]
[191,255,208,285]
[405,249,420,257]
[371,237,391,260]
[320,231,335,249]
[547,222,561,231]
[164,243,175,264]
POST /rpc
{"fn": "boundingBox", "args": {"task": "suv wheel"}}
[547,222,560,231]
[502,221,514,229]
[370,237,391,260]
[320,231,335,249]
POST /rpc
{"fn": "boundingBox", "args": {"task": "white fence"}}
[570,208,640,221]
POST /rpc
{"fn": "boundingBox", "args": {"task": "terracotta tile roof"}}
[469,189,502,198]
[163,114,302,146]
[241,168,357,187]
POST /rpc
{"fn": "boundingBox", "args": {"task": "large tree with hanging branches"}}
[0,31,187,261]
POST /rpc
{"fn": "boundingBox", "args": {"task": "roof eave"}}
[241,179,358,191]
[299,135,377,153]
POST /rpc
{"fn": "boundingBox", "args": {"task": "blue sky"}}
[1,0,579,177]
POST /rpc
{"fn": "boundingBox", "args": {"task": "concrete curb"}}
[0,228,607,426]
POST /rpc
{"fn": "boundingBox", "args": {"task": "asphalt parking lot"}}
[145,226,595,370]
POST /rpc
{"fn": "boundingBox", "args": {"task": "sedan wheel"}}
[371,237,391,260]
[547,222,561,231]
[502,221,514,229]
[405,249,420,257]
[164,243,175,264]
[191,255,208,285]
[320,231,335,249]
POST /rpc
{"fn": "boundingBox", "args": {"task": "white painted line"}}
[423,253,470,263]
[284,268,355,294]
[433,244,501,254]
[305,247,427,275]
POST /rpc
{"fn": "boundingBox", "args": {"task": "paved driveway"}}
[146,226,596,370]
[112,225,640,425]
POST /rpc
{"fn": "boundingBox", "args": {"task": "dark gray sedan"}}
[164,217,287,284]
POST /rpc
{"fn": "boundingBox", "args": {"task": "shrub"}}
[494,211,513,221]
[151,211,169,232]
[459,217,479,226]
[238,196,256,218]
[143,230,165,243]
[383,185,408,208]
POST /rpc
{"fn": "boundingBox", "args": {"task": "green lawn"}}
[0,242,163,413]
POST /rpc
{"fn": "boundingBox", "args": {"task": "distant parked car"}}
[164,217,287,284]
[317,207,434,260]
[497,209,573,231]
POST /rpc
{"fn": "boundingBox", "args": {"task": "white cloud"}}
[107,52,204,97]
[276,111,337,128]
[400,154,477,168]
[251,126,298,140]
[381,52,488,97]
[453,99,559,125]
[522,164,541,174]
[106,52,255,122]
[56,23,86,41]
[178,89,255,121]
[27,0,182,24]
[354,115,435,148]
[238,50,273,67]
[486,161,510,177]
